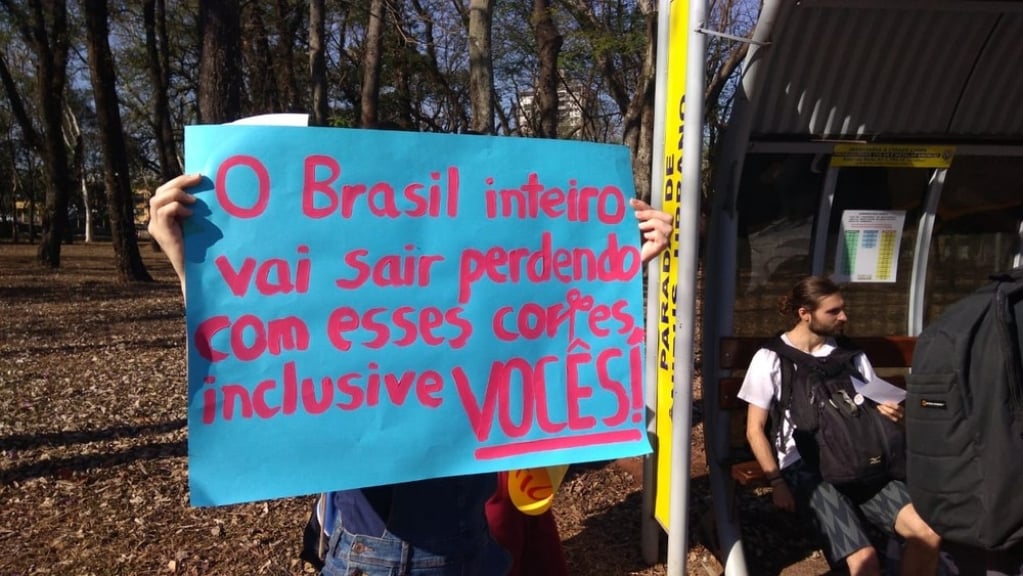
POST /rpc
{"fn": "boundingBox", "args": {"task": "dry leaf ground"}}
[1,242,829,576]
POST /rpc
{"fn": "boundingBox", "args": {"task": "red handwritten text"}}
[334,245,445,289]
[492,291,634,343]
[200,360,447,423]
[216,155,271,218]
[457,232,639,303]
[194,314,310,362]
[453,340,642,444]
[325,305,472,350]
[215,245,311,297]
[302,155,460,219]
[485,173,626,224]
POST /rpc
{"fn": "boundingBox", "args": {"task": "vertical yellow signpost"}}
[654,0,688,529]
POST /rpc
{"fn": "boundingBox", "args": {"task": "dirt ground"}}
[0,242,831,576]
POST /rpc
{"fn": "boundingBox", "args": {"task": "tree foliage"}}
[0,0,760,265]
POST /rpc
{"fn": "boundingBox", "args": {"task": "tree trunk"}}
[28,168,37,242]
[532,0,562,139]
[84,0,152,281]
[622,8,658,203]
[360,0,386,128]
[198,0,242,124]
[410,0,468,131]
[309,0,328,126]
[63,106,88,242]
[4,128,18,243]
[1,0,74,267]
[144,0,181,180]
[0,52,40,152]
[246,7,282,113]
[82,175,92,243]
[467,0,494,134]
[0,56,41,246]
[273,0,301,112]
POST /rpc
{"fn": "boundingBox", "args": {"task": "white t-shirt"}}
[736,333,878,470]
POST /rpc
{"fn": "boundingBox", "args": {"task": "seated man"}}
[739,275,941,576]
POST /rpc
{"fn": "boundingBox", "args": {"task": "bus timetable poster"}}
[833,209,906,283]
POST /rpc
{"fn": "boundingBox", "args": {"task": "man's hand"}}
[877,402,904,424]
[148,173,201,291]
[771,479,796,512]
[630,198,674,264]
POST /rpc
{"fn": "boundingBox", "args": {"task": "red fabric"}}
[486,471,569,576]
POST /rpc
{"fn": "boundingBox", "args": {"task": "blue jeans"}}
[321,517,510,576]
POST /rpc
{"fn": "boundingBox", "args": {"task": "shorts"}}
[782,460,910,564]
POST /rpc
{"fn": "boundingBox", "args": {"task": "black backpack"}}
[765,336,906,495]
[907,269,1023,551]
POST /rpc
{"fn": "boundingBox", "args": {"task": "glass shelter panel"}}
[822,168,931,336]
[924,156,1023,324]
[733,154,822,336]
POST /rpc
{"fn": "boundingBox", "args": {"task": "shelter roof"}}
[748,0,1023,143]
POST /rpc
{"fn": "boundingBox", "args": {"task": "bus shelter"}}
[698,1,1023,573]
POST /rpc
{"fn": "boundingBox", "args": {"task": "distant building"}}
[516,87,587,139]
[13,200,43,226]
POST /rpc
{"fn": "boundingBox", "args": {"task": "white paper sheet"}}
[855,375,907,405]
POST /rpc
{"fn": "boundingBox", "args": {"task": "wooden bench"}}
[717,335,917,486]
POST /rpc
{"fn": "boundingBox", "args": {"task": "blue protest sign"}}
[182,125,649,506]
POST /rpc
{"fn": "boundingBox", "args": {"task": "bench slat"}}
[731,460,767,485]
[719,377,746,411]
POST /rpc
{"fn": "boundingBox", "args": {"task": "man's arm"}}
[746,403,796,512]
[745,404,780,480]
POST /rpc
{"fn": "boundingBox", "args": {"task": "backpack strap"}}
[766,335,866,382]
[761,335,796,456]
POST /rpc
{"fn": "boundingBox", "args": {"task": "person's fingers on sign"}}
[630,198,673,264]
[148,173,201,294]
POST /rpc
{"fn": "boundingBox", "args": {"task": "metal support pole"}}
[665,0,706,573]
[908,169,946,336]
[641,0,674,564]
[810,165,840,275]
[1015,220,1023,269]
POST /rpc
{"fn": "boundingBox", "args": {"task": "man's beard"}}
[809,316,844,337]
